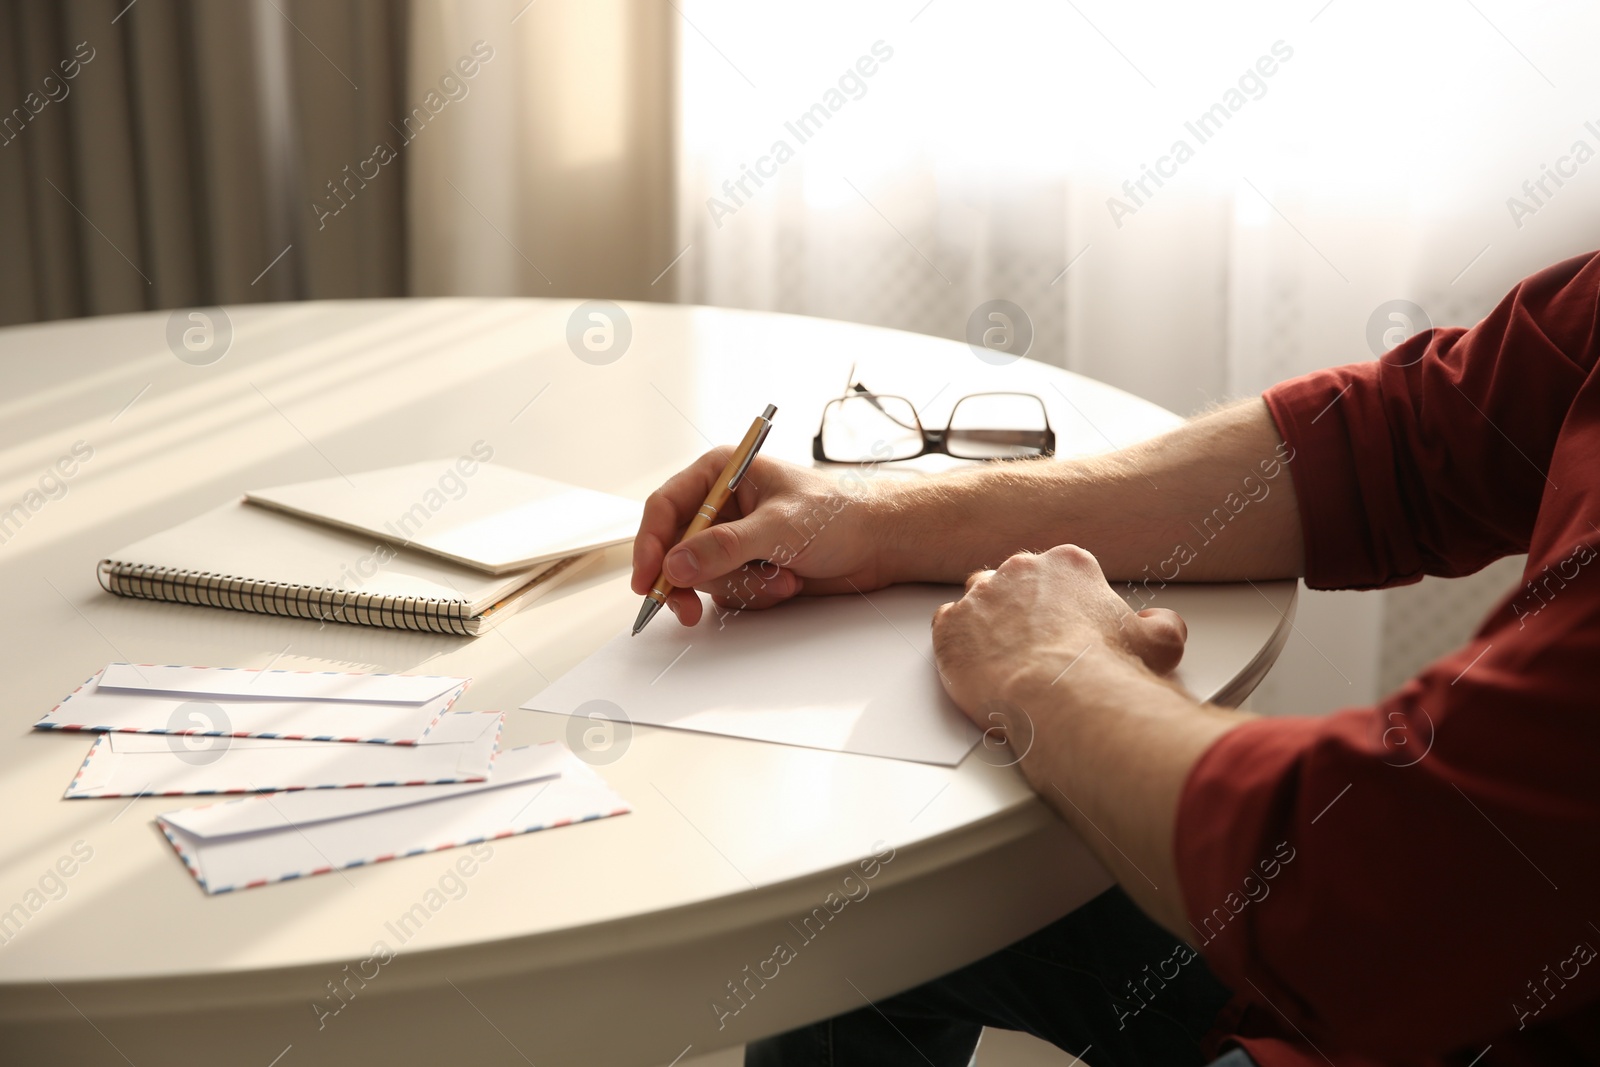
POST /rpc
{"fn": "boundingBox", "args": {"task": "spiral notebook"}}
[97,501,592,636]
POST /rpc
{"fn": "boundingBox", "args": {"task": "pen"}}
[633,403,778,635]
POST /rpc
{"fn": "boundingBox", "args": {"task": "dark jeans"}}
[746,887,1247,1067]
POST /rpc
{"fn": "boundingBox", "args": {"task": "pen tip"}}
[632,596,662,636]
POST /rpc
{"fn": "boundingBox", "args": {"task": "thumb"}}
[1122,607,1188,675]
[664,512,788,589]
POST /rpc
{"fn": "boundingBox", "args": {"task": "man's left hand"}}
[931,544,1188,719]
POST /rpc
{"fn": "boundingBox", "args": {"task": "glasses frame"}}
[812,381,1056,464]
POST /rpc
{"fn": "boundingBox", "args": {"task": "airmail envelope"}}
[37,663,469,745]
[65,711,504,799]
[156,744,629,893]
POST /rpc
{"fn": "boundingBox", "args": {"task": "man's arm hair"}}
[883,398,1305,584]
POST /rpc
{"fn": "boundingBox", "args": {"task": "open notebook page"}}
[246,462,641,575]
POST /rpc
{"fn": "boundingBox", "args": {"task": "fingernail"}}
[667,598,682,620]
[665,549,699,584]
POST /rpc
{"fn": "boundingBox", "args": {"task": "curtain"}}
[404,0,676,300]
[0,0,678,323]
[0,0,407,327]
[674,0,1600,714]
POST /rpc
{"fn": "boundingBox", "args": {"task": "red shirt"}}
[1177,251,1600,1066]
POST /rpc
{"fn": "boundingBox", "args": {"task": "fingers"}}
[631,530,665,597]
[1043,542,1102,575]
[929,598,981,714]
[1045,545,1186,673]
[631,448,732,595]
[1123,607,1188,674]
[665,512,791,590]
[707,564,803,612]
[957,545,1187,674]
[657,565,806,628]
[663,586,704,626]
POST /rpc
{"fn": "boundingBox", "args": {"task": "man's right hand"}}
[630,450,898,626]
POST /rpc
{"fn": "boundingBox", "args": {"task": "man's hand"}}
[630,450,896,626]
[931,544,1188,716]
[932,543,1250,938]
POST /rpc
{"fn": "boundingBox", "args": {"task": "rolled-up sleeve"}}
[1261,253,1596,590]
[1175,251,1600,1061]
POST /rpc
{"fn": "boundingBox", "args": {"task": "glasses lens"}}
[819,394,923,462]
[946,394,1050,460]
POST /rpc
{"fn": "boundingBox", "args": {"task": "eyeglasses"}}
[813,368,1055,464]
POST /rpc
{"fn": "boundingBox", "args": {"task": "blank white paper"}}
[522,584,982,765]
[246,462,643,575]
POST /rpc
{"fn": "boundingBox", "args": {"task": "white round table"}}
[0,300,1295,1066]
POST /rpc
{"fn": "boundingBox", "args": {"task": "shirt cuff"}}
[1262,367,1423,590]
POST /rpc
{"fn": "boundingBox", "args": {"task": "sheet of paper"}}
[522,584,982,766]
[36,671,463,744]
[64,712,503,799]
[246,462,643,575]
[157,744,627,893]
[97,662,464,704]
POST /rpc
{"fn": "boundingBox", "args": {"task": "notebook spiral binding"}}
[97,560,473,636]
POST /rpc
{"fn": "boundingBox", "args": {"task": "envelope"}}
[37,665,469,745]
[65,711,504,799]
[96,662,465,703]
[156,744,630,893]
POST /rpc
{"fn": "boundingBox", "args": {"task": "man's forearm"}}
[881,398,1305,584]
[1012,649,1251,939]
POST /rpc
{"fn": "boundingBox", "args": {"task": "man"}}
[631,252,1600,1066]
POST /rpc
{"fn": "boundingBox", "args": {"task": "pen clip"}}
[728,418,773,491]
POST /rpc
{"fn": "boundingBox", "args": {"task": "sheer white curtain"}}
[676,0,1600,714]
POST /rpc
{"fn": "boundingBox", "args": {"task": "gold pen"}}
[633,403,777,635]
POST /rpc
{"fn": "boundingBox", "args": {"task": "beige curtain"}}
[405,0,676,301]
[0,0,408,327]
[0,0,676,328]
